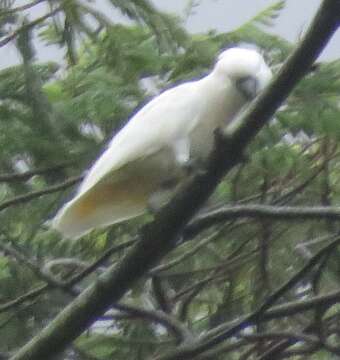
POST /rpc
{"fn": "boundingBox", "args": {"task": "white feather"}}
[52,47,272,238]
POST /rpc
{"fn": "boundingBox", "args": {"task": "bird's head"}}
[214,47,272,100]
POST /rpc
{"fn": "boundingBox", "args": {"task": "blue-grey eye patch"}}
[235,76,258,100]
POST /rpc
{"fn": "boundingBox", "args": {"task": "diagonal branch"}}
[0,175,82,212]
[10,0,340,359]
[0,284,47,313]
[0,0,47,15]
[0,7,62,48]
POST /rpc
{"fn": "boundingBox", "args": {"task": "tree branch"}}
[0,0,47,15]
[0,7,62,48]
[188,204,340,232]
[0,284,47,313]
[112,303,193,344]
[0,175,82,212]
[241,331,319,346]
[0,162,75,183]
[10,0,340,359]
[150,225,226,274]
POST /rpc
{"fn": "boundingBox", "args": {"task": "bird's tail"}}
[52,180,148,239]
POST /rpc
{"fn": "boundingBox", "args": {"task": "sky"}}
[159,0,340,59]
[0,0,339,69]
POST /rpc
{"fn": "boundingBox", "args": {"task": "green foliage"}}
[245,0,286,27]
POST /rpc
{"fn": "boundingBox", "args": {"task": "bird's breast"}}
[189,82,246,161]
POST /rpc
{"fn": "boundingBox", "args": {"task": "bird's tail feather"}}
[52,180,148,238]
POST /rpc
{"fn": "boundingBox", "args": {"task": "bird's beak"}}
[236,76,259,100]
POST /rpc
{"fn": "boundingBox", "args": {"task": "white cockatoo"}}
[53,47,272,238]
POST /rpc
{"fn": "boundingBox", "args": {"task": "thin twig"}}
[113,303,193,343]
[0,284,47,313]
[150,225,226,274]
[0,175,82,212]
[0,7,62,48]
[64,238,137,287]
[0,162,75,183]
[0,0,46,14]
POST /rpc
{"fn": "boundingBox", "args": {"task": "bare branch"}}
[242,331,319,346]
[189,204,340,232]
[0,175,82,212]
[0,284,47,313]
[63,238,137,287]
[112,303,193,344]
[150,225,226,274]
[151,276,172,314]
[0,0,46,14]
[0,7,62,48]
[0,162,75,183]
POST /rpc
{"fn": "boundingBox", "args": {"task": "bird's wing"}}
[78,80,201,194]
[52,81,203,238]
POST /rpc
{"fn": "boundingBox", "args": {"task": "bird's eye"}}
[235,76,259,100]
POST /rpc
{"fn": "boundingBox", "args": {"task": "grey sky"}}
[0,0,339,69]
[161,0,339,58]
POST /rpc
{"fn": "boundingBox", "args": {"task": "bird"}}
[52,47,272,238]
